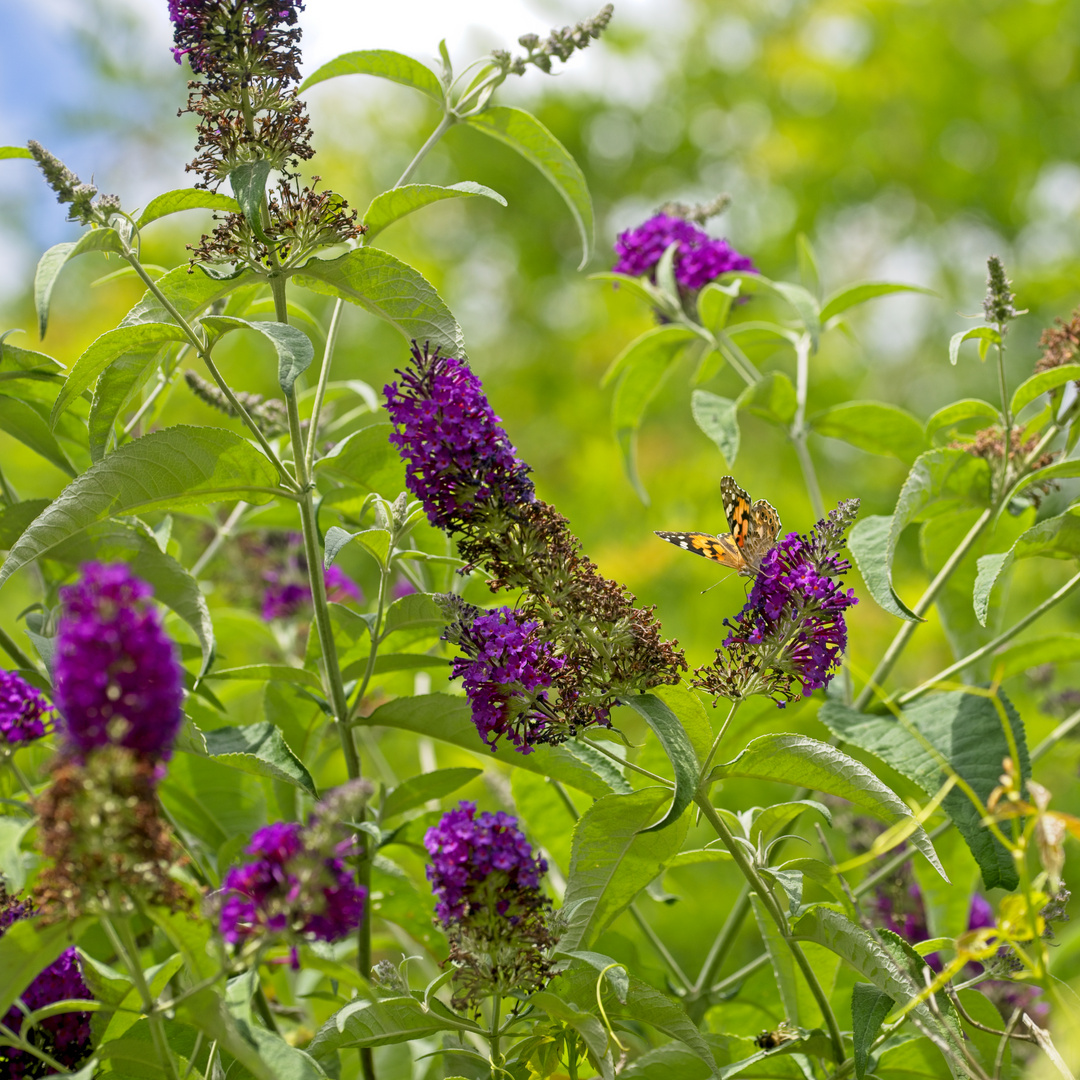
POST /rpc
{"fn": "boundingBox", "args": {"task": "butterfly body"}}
[656,476,781,576]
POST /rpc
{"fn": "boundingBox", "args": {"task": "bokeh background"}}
[4,0,1080,1065]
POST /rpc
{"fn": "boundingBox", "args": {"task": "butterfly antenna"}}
[701,570,739,595]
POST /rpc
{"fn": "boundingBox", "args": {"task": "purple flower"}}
[613,214,756,291]
[0,898,93,1078]
[54,563,184,760]
[446,607,567,754]
[262,581,310,621]
[169,0,304,71]
[384,343,535,532]
[391,576,417,601]
[424,802,548,928]
[325,565,363,605]
[724,509,859,701]
[216,815,366,962]
[0,670,52,746]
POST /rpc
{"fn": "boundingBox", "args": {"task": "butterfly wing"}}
[720,476,753,543]
[742,498,782,568]
[654,530,746,572]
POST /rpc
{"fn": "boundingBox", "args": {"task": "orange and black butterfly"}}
[655,476,781,577]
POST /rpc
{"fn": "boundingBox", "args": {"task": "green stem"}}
[582,738,673,787]
[190,501,249,579]
[694,794,845,1062]
[710,950,769,997]
[898,568,1080,706]
[853,508,993,710]
[121,253,298,491]
[395,114,457,187]
[1032,706,1080,762]
[628,904,691,990]
[700,699,740,780]
[349,561,389,722]
[0,625,35,671]
[0,1022,68,1073]
[489,995,502,1079]
[996,332,1012,478]
[686,885,752,1018]
[791,334,826,521]
[304,297,344,474]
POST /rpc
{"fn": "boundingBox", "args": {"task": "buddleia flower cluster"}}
[0,894,93,1078]
[490,4,614,77]
[209,781,370,967]
[424,802,554,1009]
[0,670,53,748]
[168,0,362,268]
[693,500,859,707]
[384,343,685,752]
[34,564,188,919]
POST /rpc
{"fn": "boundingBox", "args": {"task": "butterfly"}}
[655,476,781,577]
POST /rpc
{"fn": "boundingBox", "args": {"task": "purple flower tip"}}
[54,563,184,760]
[0,670,53,746]
[613,214,756,291]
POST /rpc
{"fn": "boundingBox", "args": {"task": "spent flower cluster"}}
[425,802,554,1008]
[694,500,860,706]
[492,4,615,76]
[385,343,685,752]
[26,141,121,227]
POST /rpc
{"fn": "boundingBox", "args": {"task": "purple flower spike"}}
[0,898,93,1078]
[424,801,548,928]
[54,563,184,760]
[0,670,53,746]
[613,214,755,291]
[384,343,535,532]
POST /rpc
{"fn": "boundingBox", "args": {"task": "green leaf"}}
[819,281,936,324]
[325,524,391,570]
[925,399,1001,444]
[560,787,689,950]
[300,49,444,100]
[589,271,667,311]
[293,248,463,357]
[381,767,482,820]
[87,346,164,461]
[1011,363,1080,415]
[849,450,992,622]
[0,499,50,550]
[307,996,464,1057]
[51,322,189,424]
[797,232,821,300]
[691,390,739,466]
[602,325,696,388]
[736,370,797,426]
[709,733,947,881]
[228,160,273,241]
[697,280,740,334]
[948,325,1000,365]
[364,693,627,797]
[0,817,32,892]
[737,274,821,348]
[851,983,894,1080]
[48,519,216,677]
[809,401,925,463]
[363,182,506,241]
[315,422,403,491]
[35,230,125,338]
[464,106,594,269]
[380,591,445,639]
[0,916,92,1017]
[0,146,33,159]
[818,691,1029,890]
[1001,457,1080,513]
[973,509,1080,626]
[0,395,76,475]
[202,664,323,689]
[750,895,801,1023]
[0,339,63,373]
[195,721,318,798]
[619,694,698,833]
[122,264,260,328]
[200,314,315,394]
[0,426,279,590]
[137,188,241,228]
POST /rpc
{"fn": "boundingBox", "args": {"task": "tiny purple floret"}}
[0,670,53,746]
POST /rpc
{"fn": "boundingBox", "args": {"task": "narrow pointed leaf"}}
[381,767,482,820]
[229,160,273,240]
[948,326,1000,366]
[0,426,279,589]
[0,146,33,159]
[464,106,593,268]
[820,281,936,324]
[35,230,124,338]
[0,395,76,475]
[925,399,1001,444]
[200,314,314,394]
[307,996,463,1057]
[851,983,894,1080]
[691,390,739,466]
[363,182,506,241]
[137,188,241,228]
[809,401,925,463]
[1011,364,1080,415]
[300,49,444,100]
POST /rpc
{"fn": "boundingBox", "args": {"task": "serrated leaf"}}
[0,395,76,475]
[691,390,739,466]
[1011,363,1080,415]
[137,188,241,228]
[307,996,463,1057]
[0,339,63,373]
[197,721,317,797]
[560,787,688,950]
[709,733,947,881]
[51,322,189,424]
[0,426,279,590]
[819,281,936,324]
[619,694,698,833]
[35,230,125,338]
[300,49,444,100]
[363,693,626,797]
[818,691,1029,890]
[925,399,1001,444]
[973,509,1080,626]
[851,983,893,1080]
[381,767,482,820]
[363,182,506,241]
[200,314,314,394]
[315,422,403,491]
[464,106,594,269]
[0,916,92,1018]
[948,325,1000,366]
[293,248,463,356]
[809,401,925,463]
